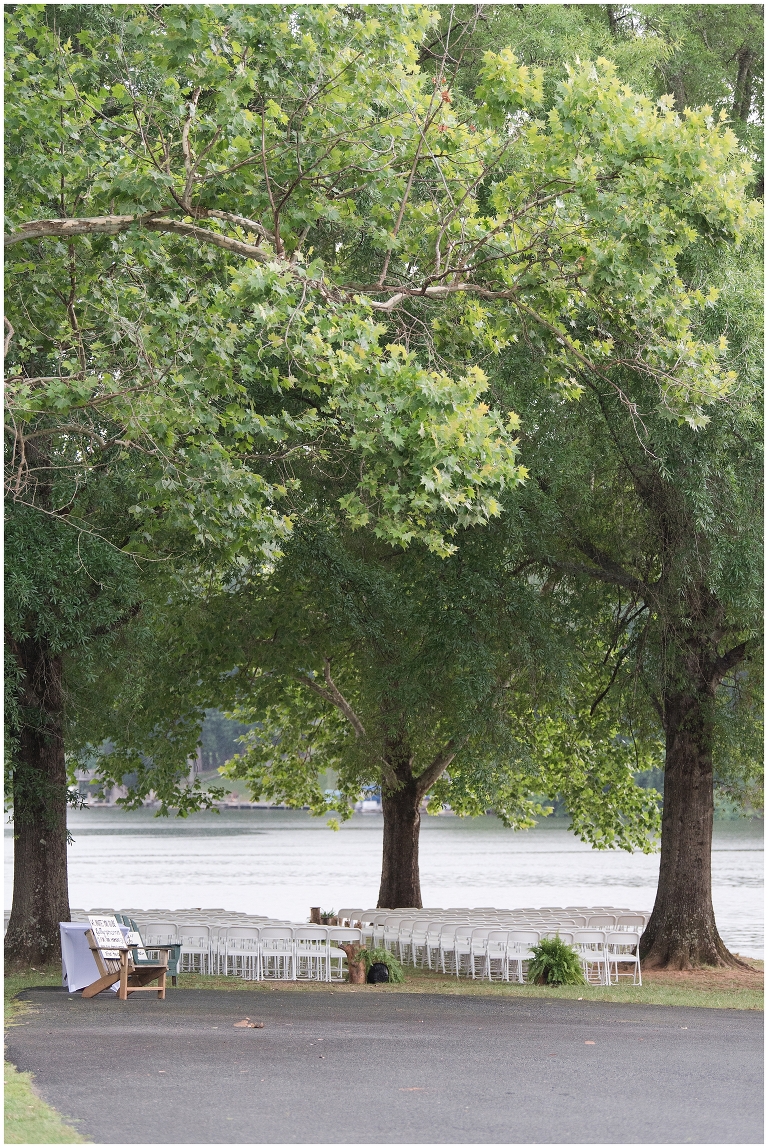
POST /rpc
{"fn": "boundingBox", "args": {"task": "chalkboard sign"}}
[88,915,127,961]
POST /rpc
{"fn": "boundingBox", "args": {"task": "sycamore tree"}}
[77,521,661,909]
[5,4,526,966]
[5,4,756,963]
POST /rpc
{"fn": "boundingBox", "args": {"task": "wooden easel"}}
[83,929,168,1000]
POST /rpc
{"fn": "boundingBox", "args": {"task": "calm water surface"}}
[4,808,763,957]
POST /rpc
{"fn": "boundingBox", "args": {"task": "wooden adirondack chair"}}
[83,928,168,1000]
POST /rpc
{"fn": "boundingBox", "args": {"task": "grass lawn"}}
[5,970,88,1144]
[174,957,763,1011]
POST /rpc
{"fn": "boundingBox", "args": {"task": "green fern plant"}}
[360,946,405,983]
[526,936,586,986]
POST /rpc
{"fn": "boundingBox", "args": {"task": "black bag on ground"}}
[367,962,389,983]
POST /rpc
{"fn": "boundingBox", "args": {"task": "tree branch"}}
[296,661,400,789]
[4,214,271,263]
[547,558,649,597]
[415,733,470,798]
[710,640,750,688]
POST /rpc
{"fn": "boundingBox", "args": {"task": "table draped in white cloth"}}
[60,921,129,992]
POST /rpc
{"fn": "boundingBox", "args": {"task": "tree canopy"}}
[4,3,762,965]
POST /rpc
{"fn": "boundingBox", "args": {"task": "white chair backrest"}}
[616,914,645,930]
[574,930,607,946]
[295,927,328,943]
[260,927,293,941]
[587,914,617,928]
[143,922,177,944]
[606,930,641,948]
[541,930,574,945]
[178,924,210,946]
[225,927,260,945]
[328,927,362,943]
[508,929,540,943]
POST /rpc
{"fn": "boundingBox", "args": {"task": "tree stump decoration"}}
[339,943,366,983]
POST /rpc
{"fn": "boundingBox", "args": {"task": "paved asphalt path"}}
[8,988,763,1144]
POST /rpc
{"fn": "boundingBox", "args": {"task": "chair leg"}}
[119,954,129,1001]
[82,973,121,999]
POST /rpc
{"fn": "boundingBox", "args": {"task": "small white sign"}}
[88,915,127,961]
[125,930,148,961]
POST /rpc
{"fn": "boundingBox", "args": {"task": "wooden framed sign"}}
[87,915,127,960]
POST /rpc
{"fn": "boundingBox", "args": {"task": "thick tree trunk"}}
[378,778,423,909]
[5,638,71,969]
[640,688,742,969]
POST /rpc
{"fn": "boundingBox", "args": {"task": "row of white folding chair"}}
[416,925,640,984]
[407,912,646,935]
[506,928,642,985]
[390,917,567,968]
[135,919,291,974]
[212,925,305,976]
[376,908,643,924]
[218,925,363,981]
[360,908,648,952]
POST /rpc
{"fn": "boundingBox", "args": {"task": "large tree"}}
[80,521,660,909]
[481,225,763,968]
[4,4,525,966]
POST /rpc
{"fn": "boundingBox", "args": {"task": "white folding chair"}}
[369,912,392,947]
[382,915,409,954]
[260,927,295,980]
[410,922,430,968]
[178,925,211,974]
[469,928,492,979]
[222,927,261,979]
[587,914,618,930]
[506,930,540,983]
[573,930,610,985]
[439,924,460,974]
[425,922,444,970]
[615,914,646,932]
[540,930,574,945]
[485,930,509,981]
[295,927,329,981]
[327,927,362,981]
[452,926,475,977]
[606,930,642,985]
[336,909,365,927]
[396,919,416,965]
[141,921,178,946]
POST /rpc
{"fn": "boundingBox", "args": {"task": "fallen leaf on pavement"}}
[234,1018,264,1028]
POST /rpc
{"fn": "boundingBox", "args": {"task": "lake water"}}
[4,808,763,958]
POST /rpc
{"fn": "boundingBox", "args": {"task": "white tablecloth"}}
[60,922,129,993]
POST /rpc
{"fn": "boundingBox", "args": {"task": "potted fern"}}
[359,947,404,984]
[527,937,586,986]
